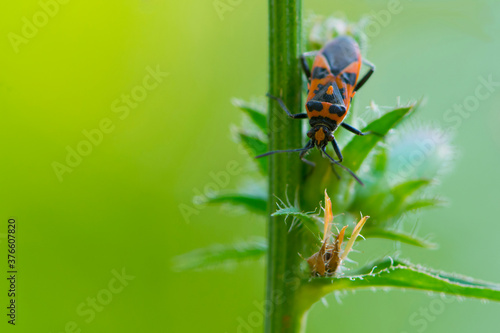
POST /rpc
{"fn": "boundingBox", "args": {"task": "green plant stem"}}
[266,0,309,332]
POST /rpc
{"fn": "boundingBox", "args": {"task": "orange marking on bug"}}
[343,60,361,75]
[315,128,325,144]
[312,55,330,71]
[327,86,334,95]
[329,113,344,123]
[307,103,344,124]
[334,76,355,111]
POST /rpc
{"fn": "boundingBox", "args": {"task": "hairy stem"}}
[266,0,310,332]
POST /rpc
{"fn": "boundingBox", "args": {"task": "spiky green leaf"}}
[172,238,267,271]
[362,228,438,249]
[272,207,322,236]
[238,132,268,174]
[343,104,417,173]
[404,198,446,212]
[372,146,388,175]
[206,193,267,215]
[305,258,500,302]
[383,179,432,217]
[392,179,431,199]
[232,98,267,134]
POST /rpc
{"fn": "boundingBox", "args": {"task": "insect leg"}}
[330,163,341,180]
[354,59,375,92]
[322,147,364,186]
[300,51,318,79]
[341,123,383,137]
[256,145,311,159]
[341,123,368,136]
[331,139,343,162]
[267,93,308,119]
[256,139,312,161]
[299,141,315,167]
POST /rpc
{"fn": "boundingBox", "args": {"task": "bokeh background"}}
[1,0,499,332]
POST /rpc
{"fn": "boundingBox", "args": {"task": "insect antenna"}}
[255,146,312,159]
[256,140,314,159]
[321,148,364,186]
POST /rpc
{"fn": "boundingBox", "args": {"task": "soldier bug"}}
[257,36,377,185]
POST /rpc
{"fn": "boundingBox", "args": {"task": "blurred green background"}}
[1,0,499,332]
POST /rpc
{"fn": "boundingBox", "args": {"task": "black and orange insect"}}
[257,36,376,184]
